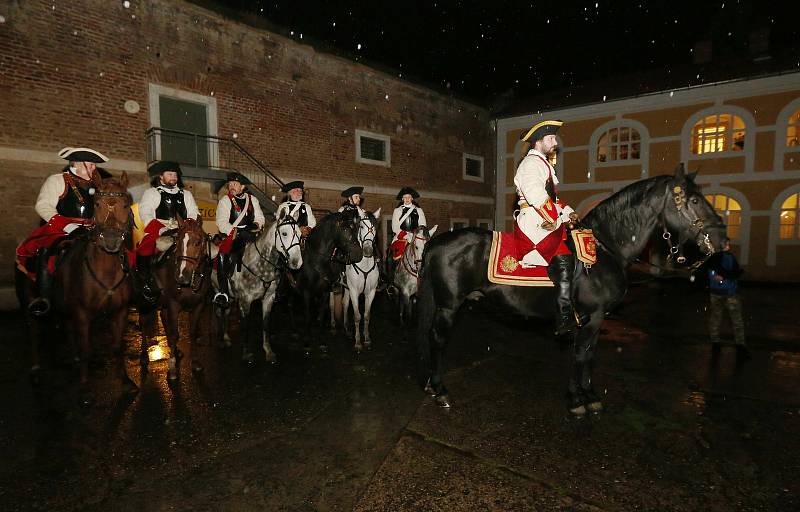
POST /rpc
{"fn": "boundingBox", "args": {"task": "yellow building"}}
[495,71,800,281]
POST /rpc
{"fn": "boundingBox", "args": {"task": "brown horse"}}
[140,217,215,381]
[16,173,136,395]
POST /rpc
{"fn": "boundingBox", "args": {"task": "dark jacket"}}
[707,251,742,295]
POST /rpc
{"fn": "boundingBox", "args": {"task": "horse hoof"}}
[319,344,328,353]
[80,391,94,407]
[434,394,452,408]
[355,343,363,353]
[423,380,436,396]
[569,405,587,417]
[191,361,204,373]
[587,401,603,413]
[264,352,277,364]
[364,340,372,349]
[168,370,178,381]
[123,381,139,397]
[242,352,255,364]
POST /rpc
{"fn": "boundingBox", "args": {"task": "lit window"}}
[691,114,746,154]
[597,126,641,163]
[779,193,800,240]
[787,109,800,147]
[704,194,742,241]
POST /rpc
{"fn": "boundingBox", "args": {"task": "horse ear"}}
[120,171,129,189]
[429,224,438,236]
[277,208,285,221]
[373,207,381,219]
[674,162,686,179]
[687,170,698,182]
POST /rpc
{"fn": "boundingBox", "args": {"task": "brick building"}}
[495,72,800,281]
[0,0,495,306]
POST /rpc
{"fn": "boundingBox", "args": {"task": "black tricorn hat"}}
[341,186,364,198]
[58,147,109,164]
[215,172,253,193]
[396,187,420,200]
[147,160,182,177]
[520,120,563,143]
[281,180,304,193]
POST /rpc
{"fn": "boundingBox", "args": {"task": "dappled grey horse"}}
[394,224,437,333]
[340,208,381,352]
[216,211,303,363]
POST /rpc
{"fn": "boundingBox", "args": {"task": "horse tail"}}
[416,252,435,388]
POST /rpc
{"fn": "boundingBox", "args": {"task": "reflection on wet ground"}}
[0,281,797,511]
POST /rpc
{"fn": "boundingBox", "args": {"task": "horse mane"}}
[582,175,671,233]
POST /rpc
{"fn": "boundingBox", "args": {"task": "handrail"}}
[145,127,285,211]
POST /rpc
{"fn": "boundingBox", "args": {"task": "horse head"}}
[410,224,437,265]
[334,209,364,264]
[663,163,727,259]
[173,218,209,287]
[276,209,303,270]
[93,172,132,253]
[357,208,381,259]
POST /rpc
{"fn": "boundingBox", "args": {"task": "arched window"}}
[779,192,800,240]
[787,109,800,148]
[705,193,742,241]
[596,126,642,163]
[691,113,746,154]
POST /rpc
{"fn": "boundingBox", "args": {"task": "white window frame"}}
[767,184,800,265]
[462,153,485,182]
[148,83,219,167]
[774,97,800,172]
[681,106,755,172]
[450,218,469,231]
[355,129,391,167]
[588,119,649,182]
[702,186,751,265]
[476,218,493,230]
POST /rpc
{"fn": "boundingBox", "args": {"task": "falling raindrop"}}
[232,133,238,139]
[123,1,130,8]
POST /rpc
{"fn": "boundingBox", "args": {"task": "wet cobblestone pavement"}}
[0,281,798,511]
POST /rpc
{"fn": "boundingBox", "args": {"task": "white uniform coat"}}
[139,186,200,232]
[216,193,266,236]
[276,200,317,228]
[514,149,575,266]
[391,205,427,242]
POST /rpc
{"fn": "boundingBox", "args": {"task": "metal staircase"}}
[145,127,284,213]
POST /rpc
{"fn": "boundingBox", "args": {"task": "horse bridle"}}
[349,216,379,279]
[662,184,724,269]
[243,217,301,284]
[83,189,133,304]
[173,224,212,293]
[330,217,361,266]
[94,189,133,248]
[400,230,429,279]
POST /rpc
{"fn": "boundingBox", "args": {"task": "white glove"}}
[63,223,81,234]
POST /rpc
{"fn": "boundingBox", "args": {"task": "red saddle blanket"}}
[487,230,554,287]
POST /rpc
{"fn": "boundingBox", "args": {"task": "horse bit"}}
[661,184,718,269]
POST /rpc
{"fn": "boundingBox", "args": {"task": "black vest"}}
[56,172,94,219]
[399,206,420,231]
[545,176,557,203]
[155,188,187,220]
[228,194,255,227]
[286,201,309,227]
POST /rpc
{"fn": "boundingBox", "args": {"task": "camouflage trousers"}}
[709,294,746,346]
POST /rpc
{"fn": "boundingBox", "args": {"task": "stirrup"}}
[28,297,51,317]
[213,292,230,308]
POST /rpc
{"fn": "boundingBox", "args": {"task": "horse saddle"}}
[487,230,553,287]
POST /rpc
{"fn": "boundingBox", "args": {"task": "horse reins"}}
[399,231,428,279]
[347,216,379,294]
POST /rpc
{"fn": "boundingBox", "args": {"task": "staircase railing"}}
[145,127,284,212]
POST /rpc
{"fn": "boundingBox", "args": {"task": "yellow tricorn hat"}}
[520,120,563,143]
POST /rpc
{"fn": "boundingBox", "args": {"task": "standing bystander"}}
[707,238,749,358]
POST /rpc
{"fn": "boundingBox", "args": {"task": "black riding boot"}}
[28,250,53,317]
[133,255,160,307]
[548,254,578,337]
[384,257,397,295]
[376,256,390,292]
[213,255,231,308]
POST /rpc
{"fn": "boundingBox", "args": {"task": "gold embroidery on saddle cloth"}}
[500,255,519,273]
[571,228,597,266]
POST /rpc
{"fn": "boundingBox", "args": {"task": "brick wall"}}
[0,0,495,288]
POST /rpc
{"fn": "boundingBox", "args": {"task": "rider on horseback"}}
[386,187,427,293]
[339,186,390,290]
[276,180,316,239]
[135,161,200,305]
[213,172,265,307]
[17,147,111,316]
[514,120,580,337]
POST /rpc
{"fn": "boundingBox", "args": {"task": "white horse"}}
[339,208,381,352]
[216,211,303,363]
[393,224,437,332]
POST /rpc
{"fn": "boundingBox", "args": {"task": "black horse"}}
[416,164,727,416]
[288,209,363,349]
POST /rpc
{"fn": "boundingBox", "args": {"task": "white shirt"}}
[35,173,71,222]
[139,185,200,227]
[216,193,266,236]
[391,204,427,234]
[276,200,317,228]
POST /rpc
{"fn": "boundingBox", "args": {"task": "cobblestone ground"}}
[0,281,797,511]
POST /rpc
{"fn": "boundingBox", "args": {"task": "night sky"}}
[220,0,798,106]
